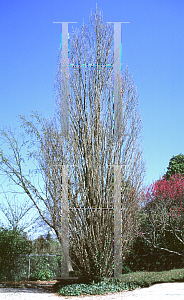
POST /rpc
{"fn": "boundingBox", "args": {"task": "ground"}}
[0,280,58,293]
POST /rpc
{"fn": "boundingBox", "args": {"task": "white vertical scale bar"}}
[60,22,76,278]
[114,164,122,278]
[62,165,69,277]
[114,22,122,279]
[53,21,77,278]
[107,21,130,278]
[61,22,69,137]
[114,22,122,140]
[53,22,77,138]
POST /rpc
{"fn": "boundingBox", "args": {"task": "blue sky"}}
[0,0,184,189]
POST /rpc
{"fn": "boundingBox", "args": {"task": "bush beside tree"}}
[140,173,184,256]
[0,227,32,281]
[123,236,184,272]
[125,158,184,273]
[29,233,63,280]
[0,229,64,281]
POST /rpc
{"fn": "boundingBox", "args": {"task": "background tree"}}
[0,192,39,233]
[32,232,62,254]
[0,8,145,279]
[140,173,184,257]
[164,154,184,180]
[0,114,73,273]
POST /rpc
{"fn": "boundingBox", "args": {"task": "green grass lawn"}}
[57,268,184,296]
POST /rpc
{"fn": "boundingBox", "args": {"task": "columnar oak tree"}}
[54,9,145,277]
[0,8,145,278]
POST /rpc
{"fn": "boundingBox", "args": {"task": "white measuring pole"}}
[53,22,77,137]
[53,21,77,279]
[107,21,130,278]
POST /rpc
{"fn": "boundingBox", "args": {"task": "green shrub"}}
[0,227,31,281]
[123,236,184,272]
[29,255,61,280]
[30,269,54,281]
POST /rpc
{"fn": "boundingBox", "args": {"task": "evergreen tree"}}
[164,154,184,179]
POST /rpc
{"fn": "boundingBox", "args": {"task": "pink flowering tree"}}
[140,173,184,256]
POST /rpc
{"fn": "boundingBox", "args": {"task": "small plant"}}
[58,279,136,296]
[29,256,59,280]
[57,269,184,296]
[30,269,54,281]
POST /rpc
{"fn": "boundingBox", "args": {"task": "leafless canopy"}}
[54,9,145,277]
